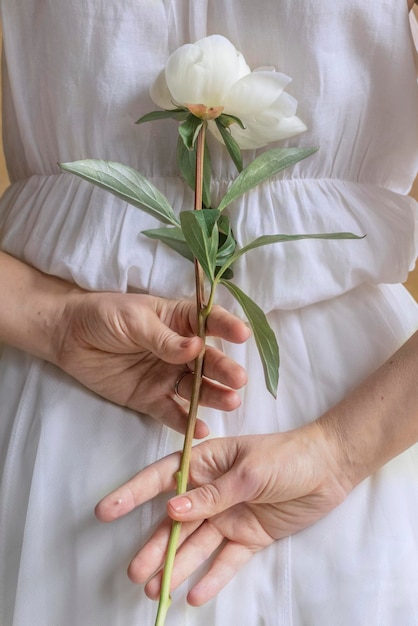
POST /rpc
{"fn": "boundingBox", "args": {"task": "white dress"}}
[0,1,418,624]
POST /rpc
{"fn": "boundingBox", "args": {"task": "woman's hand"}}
[0,251,249,436]
[54,292,250,436]
[94,308,418,606]
[96,328,418,603]
[96,424,351,605]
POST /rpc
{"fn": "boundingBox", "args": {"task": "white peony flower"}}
[150,34,307,149]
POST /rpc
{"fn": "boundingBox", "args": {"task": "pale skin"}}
[0,250,250,436]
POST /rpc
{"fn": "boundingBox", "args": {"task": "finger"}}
[144,519,225,600]
[194,345,248,390]
[96,437,241,524]
[203,305,250,345]
[128,517,172,584]
[136,315,204,365]
[174,372,243,412]
[167,470,252,522]
[95,452,182,522]
[160,299,250,346]
[139,300,250,364]
[187,540,255,606]
[128,516,203,586]
[142,395,210,438]
[152,314,250,367]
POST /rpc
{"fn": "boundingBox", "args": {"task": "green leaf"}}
[142,227,194,263]
[215,118,243,172]
[176,136,212,208]
[216,214,237,264]
[214,215,236,280]
[136,109,189,124]
[180,209,220,282]
[59,159,179,226]
[217,147,318,212]
[221,279,279,397]
[178,115,204,150]
[216,231,364,279]
[176,136,195,191]
[217,113,246,130]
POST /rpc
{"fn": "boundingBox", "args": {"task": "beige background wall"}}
[0,27,417,300]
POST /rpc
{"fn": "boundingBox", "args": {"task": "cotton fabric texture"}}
[0,1,418,625]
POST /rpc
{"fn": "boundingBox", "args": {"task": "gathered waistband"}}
[0,172,416,312]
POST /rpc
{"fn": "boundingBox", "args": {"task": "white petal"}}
[253,66,276,72]
[274,91,298,117]
[150,69,178,109]
[165,35,250,107]
[225,72,292,116]
[230,114,307,149]
[197,35,250,79]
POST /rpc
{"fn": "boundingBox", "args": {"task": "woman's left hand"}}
[54,292,250,436]
[96,424,351,605]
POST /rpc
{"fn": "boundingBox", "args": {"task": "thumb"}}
[136,315,203,364]
[167,471,249,521]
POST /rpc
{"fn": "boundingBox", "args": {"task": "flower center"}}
[186,104,224,121]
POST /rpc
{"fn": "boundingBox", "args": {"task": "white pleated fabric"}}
[0,1,418,625]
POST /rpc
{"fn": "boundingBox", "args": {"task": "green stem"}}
[155,121,210,626]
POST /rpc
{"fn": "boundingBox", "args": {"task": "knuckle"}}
[196,482,223,510]
[156,329,176,354]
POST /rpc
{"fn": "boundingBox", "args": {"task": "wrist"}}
[0,251,85,363]
[307,420,355,496]
[35,280,86,365]
[315,412,359,493]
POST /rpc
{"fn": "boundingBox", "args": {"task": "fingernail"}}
[170,496,192,513]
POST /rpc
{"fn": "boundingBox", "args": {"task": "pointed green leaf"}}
[217,232,364,279]
[176,136,212,208]
[216,214,237,264]
[178,115,204,150]
[59,159,179,226]
[180,209,220,282]
[142,227,194,263]
[136,109,189,124]
[215,118,243,172]
[217,113,246,130]
[221,279,279,397]
[217,147,318,212]
[176,136,195,190]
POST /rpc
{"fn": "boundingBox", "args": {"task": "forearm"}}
[0,250,83,362]
[318,329,418,489]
